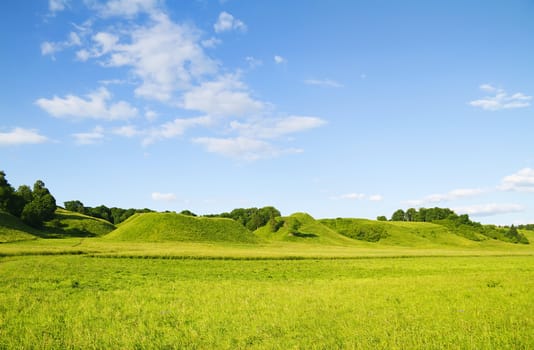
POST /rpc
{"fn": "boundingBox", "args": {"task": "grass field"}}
[0,254,532,349]
[1,210,533,348]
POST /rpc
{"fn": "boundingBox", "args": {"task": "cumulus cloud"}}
[498,168,534,193]
[405,188,485,206]
[469,84,531,111]
[79,13,217,101]
[230,116,326,139]
[214,11,247,33]
[304,79,343,88]
[369,194,383,202]
[0,127,49,146]
[72,126,105,145]
[182,74,264,117]
[454,203,525,217]
[35,87,138,121]
[113,125,140,138]
[193,136,301,161]
[151,192,177,202]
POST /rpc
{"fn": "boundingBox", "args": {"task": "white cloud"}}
[499,168,534,193]
[72,126,105,145]
[0,127,49,146]
[35,87,138,121]
[49,0,68,13]
[304,79,343,88]
[369,194,383,202]
[469,84,531,111]
[214,12,247,33]
[245,56,262,69]
[454,203,525,217]
[94,0,161,18]
[151,192,177,202]
[230,116,326,139]
[144,109,158,121]
[41,32,81,57]
[89,13,217,101]
[193,137,301,161]
[274,55,286,64]
[113,125,139,138]
[182,74,264,117]
[405,188,485,206]
[142,116,212,146]
[331,193,383,201]
[201,37,222,48]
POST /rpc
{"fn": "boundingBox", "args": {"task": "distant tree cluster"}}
[64,200,152,224]
[385,206,528,244]
[0,171,56,227]
[517,224,534,231]
[209,206,282,231]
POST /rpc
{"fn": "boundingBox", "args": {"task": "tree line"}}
[63,200,152,225]
[0,171,56,227]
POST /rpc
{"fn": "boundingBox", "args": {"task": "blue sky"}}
[1,0,533,224]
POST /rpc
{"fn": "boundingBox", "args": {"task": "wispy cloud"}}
[304,79,343,88]
[193,137,301,161]
[72,126,105,145]
[48,0,68,14]
[454,203,525,217]
[214,11,247,33]
[230,116,326,139]
[151,192,177,202]
[469,84,531,111]
[331,193,383,201]
[41,32,81,58]
[498,168,534,193]
[91,0,162,18]
[274,55,286,64]
[36,87,138,121]
[142,116,212,146]
[0,127,49,146]
[405,188,485,206]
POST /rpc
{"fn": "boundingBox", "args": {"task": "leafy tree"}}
[21,193,56,227]
[405,208,418,222]
[180,210,197,217]
[376,216,387,221]
[0,171,15,213]
[64,200,86,214]
[391,209,406,221]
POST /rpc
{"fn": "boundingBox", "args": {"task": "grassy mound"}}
[105,212,258,243]
[42,209,116,238]
[255,213,356,245]
[320,218,482,247]
[0,211,38,243]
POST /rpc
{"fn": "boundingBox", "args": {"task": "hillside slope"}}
[255,213,357,245]
[0,211,38,243]
[43,208,116,237]
[105,212,258,243]
[320,218,488,247]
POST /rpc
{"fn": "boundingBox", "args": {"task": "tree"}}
[391,209,406,221]
[376,216,387,221]
[405,208,418,222]
[0,171,15,213]
[21,193,56,227]
[64,200,85,214]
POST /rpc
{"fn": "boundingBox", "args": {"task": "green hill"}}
[320,218,485,247]
[0,211,38,243]
[105,212,258,243]
[42,208,116,237]
[255,213,356,245]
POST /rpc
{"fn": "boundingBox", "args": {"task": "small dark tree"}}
[64,200,85,214]
[376,216,387,221]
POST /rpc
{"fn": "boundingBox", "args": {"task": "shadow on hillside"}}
[290,232,318,238]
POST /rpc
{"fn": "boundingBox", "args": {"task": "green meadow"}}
[1,209,533,349]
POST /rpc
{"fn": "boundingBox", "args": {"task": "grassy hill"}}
[42,208,116,238]
[0,211,38,243]
[319,218,488,247]
[255,213,357,245]
[105,212,258,243]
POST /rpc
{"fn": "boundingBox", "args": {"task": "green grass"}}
[42,208,116,238]
[0,211,38,243]
[0,254,532,349]
[255,212,357,245]
[106,212,258,243]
